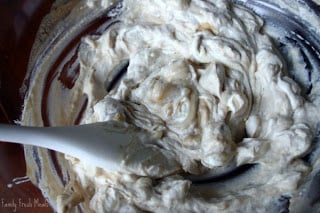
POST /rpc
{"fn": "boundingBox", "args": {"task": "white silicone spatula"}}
[0,121,136,171]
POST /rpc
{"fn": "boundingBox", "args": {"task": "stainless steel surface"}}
[9,1,319,212]
[233,1,320,212]
[235,0,320,95]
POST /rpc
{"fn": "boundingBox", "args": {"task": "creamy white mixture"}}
[21,0,320,212]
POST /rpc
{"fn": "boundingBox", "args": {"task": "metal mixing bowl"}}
[1,0,319,212]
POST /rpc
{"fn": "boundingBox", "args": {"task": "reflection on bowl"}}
[1,0,320,212]
[0,0,54,212]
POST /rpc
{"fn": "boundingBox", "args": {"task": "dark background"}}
[0,1,54,212]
